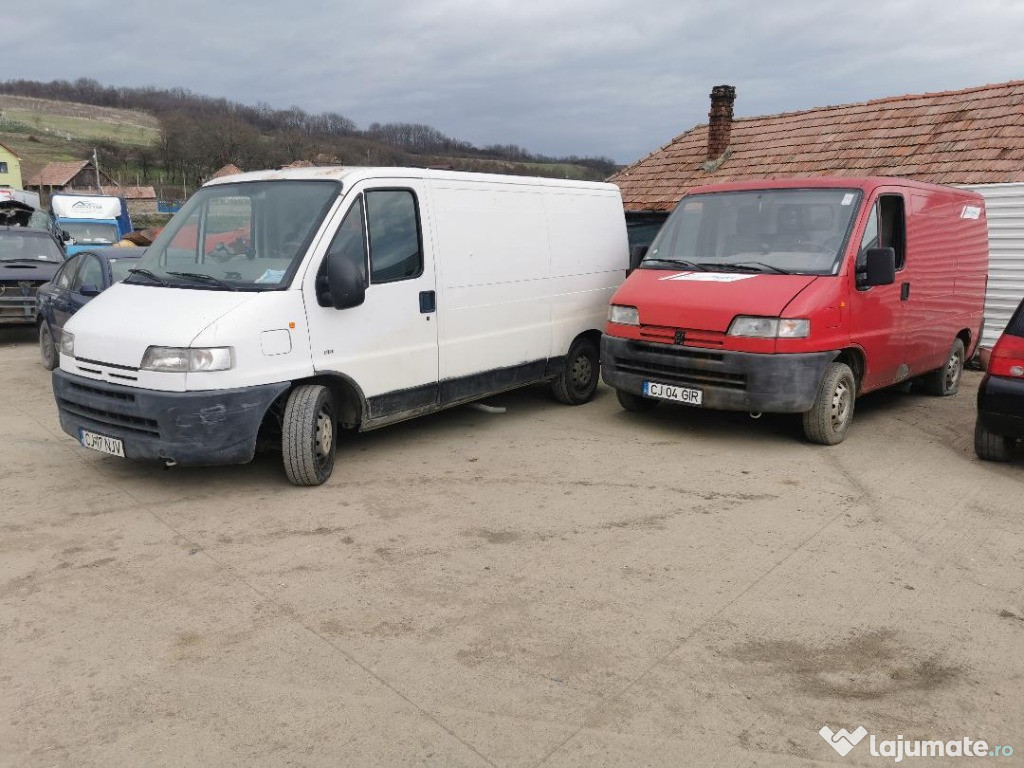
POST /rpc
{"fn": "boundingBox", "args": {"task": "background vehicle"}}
[0,199,64,241]
[50,194,133,255]
[0,228,67,326]
[975,295,1024,462]
[36,247,146,370]
[0,188,41,209]
[603,177,989,445]
[52,168,628,486]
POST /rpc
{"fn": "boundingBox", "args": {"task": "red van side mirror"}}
[864,247,896,287]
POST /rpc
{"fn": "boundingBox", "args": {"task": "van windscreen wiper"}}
[640,258,710,271]
[720,262,792,275]
[166,271,238,291]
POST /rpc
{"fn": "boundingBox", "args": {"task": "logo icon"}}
[674,329,686,345]
[820,726,868,757]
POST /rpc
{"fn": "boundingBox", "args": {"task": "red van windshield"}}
[644,188,862,276]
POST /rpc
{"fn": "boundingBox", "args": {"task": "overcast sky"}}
[11,0,1024,163]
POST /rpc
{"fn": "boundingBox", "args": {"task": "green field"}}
[0,108,159,147]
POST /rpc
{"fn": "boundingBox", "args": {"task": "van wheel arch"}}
[257,374,366,451]
[832,348,865,393]
[957,328,973,357]
[297,373,366,430]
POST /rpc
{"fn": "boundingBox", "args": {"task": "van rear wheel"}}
[802,362,856,445]
[282,384,337,486]
[924,338,965,396]
[551,336,599,405]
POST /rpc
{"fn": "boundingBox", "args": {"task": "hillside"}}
[0,82,618,192]
[0,96,160,183]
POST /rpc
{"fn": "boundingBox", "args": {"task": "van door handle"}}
[419,290,436,313]
[901,282,911,301]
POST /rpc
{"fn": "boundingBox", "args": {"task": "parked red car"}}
[602,177,989,444]
[975,297,1024,461]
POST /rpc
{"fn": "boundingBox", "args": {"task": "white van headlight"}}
[141,346,234,372]
[608,305,640,326]
[728,317,810,338]
[60,331,75,357]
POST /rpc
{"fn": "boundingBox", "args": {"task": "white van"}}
[53,167,628,485]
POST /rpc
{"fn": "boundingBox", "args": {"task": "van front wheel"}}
[551,336,599,405]
[282,384,337,486]
[802,362,856,445]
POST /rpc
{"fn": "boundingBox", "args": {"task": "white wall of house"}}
[964,183,1024,347]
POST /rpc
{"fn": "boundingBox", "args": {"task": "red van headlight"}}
[728,316,810,339]
[608,305,639,326]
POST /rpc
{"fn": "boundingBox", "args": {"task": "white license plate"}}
[79,429,125,458]
[643,381,703,406]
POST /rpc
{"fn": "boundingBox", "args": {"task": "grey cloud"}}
[8,0,1024,163]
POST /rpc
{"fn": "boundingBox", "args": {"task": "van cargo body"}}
[53,167,628,484]
[602,177,989,444]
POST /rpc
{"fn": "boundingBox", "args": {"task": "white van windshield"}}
[129,180,339,291]
[643,188,862,276]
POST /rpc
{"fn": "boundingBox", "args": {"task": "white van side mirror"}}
[318,254,366,310]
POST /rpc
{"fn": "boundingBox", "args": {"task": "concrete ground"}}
[1,325,1022,767]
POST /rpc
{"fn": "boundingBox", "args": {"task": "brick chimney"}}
[707,85,736,160]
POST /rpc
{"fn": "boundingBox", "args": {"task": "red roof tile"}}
[611,80,1024,211]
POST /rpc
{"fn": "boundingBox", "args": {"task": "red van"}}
[601,177,989,444]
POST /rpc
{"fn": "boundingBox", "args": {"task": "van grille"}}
[59,379,160,437]
[613,342,747,391]
[638,324,726,348]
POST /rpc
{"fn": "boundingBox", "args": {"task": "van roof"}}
[204,166,620,193]
[685,176,985,199]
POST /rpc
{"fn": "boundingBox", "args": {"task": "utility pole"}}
[93,148,103,193]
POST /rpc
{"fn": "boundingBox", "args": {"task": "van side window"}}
[323,196,367,284]
[858,204,879,256]
[366,190,422,283]
[878,195,906,270]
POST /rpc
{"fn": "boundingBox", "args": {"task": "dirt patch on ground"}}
[729,629,961,700]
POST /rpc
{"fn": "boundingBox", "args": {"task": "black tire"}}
[39,320,57,371]
[616,388,658,412]
[974,418,1014,462]
[282,385,337,486]
[802,362,856,445]
[923,338,965,396]
[551,336,599,405]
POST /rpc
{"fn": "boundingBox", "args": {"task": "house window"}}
[0,162,8,174]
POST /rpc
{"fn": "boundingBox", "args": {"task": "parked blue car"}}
[36,247,146,370]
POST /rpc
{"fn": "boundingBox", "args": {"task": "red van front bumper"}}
[600,334,837,413]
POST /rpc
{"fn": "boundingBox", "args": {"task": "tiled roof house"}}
[26,160,117,192]
[612,80,1024,211]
